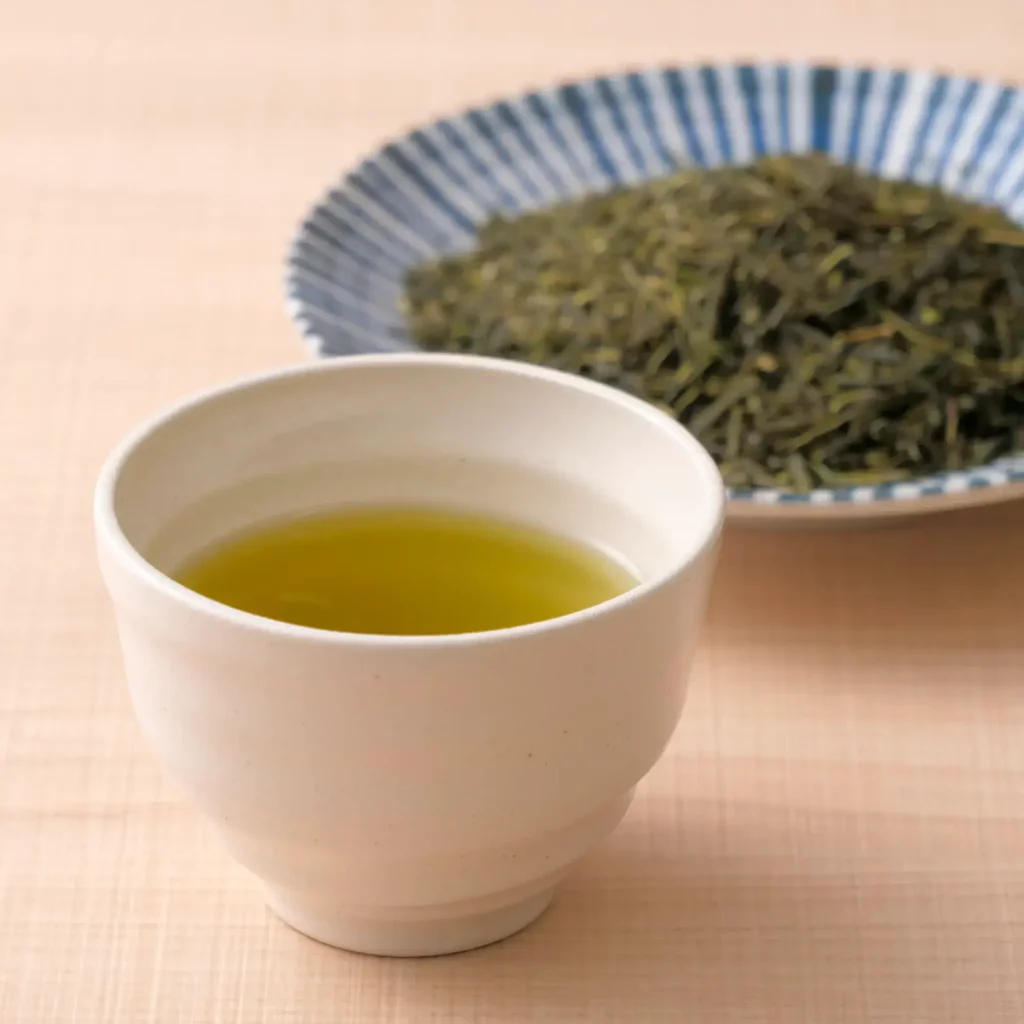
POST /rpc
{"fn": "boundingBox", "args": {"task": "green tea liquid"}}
[175,505,637,635]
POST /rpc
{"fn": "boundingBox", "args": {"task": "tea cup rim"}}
[94,353,725,648]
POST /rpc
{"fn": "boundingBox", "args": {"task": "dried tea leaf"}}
[403,154,1024,490]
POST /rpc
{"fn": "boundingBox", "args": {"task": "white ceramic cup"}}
[95,354,724,957]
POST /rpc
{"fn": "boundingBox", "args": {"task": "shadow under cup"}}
[95,354,724,957]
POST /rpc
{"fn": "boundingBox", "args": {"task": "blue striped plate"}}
[285,63,1024,524]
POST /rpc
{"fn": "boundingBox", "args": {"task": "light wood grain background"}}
[3,1,1024,1020]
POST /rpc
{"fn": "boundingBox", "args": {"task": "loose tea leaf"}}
[401,154,1024,491]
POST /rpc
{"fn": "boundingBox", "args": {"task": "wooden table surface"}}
[3,1,1024,1020]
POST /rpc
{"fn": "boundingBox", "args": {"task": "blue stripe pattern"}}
[286,63,1024,509]
[869,70,907,172]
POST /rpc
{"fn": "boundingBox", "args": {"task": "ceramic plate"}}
[285,63,1024,525]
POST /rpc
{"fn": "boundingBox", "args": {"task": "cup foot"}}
[265,883,557,957]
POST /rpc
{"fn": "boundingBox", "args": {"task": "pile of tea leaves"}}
[402,154,1024,491]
